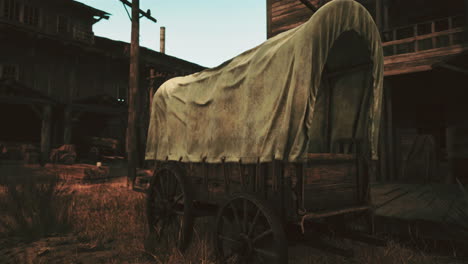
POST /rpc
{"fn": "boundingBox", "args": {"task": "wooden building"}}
[267,0,468,183]
[0,0,204,163]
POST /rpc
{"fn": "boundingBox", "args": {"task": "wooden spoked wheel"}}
[146,164,194,251]
[215,193,287,264]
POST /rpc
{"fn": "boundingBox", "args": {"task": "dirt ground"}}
[0,165,467,264]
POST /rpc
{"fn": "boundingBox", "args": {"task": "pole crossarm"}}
[298,0,318,12]
[119,0,157,22]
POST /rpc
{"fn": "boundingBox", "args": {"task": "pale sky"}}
[75,0,267,68]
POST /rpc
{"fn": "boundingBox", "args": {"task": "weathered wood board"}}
[371,183,468,241]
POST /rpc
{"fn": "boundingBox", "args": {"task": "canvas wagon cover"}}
[146,0,384,163]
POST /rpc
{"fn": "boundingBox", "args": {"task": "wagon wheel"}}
[146,164,194,251]
[215,193,287,264]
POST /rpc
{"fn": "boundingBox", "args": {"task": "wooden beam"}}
[324,62,372,79]
[466,0,468,45]
[384,44,468,76]
[298,0,318,12]
[301,205,370,221]
[379,90,387,182]
[272,0,304,15]
[127,0,140,188]
[383,0,389,30]
[382,27,464,47]
[385,81,395,181]
[0,96,53,105]
[322,68,332,152]
[306,153,355,161]
[384,65,432,76]
[118,0,157,22]
[71,103,127,114]
[436,63,468,75]
[27,104,43,120]
[148,68,156,113]
[63,106,72,144]
[267,0,272,38]
[376,0,383,31]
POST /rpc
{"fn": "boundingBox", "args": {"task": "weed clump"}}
[0,166,73,240]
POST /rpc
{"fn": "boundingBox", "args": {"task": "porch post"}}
[376,0,383,31]
[383,0,389,30]
[63,105,72,144]
[40,104,52,164]
[385,81,395,181]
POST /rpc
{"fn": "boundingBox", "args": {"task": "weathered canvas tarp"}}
[146,0,384,163]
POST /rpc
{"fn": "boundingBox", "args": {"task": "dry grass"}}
[69,181,221,264]
[0,166,73,240]
[1,166,467,263]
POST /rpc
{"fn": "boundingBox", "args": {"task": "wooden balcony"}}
[382,15,468,76]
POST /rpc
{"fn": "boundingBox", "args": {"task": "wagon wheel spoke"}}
[223,252,243,263]
[253,254,267,264]
[173,216,183,240]
[152,178,163,199]
[157,218,168,236]
[150,215,164,233]
[242,199,248,233]
[248,208,261,237]
[147,165,194,252]
[170,180,181,198]
[171,193,184,208]
[216,194,287,264]
[165,171,171,197]
[218,234,242,245]
[230,203,241,231]
[253,248,279,259]
[158,173,167,198]
[165,171,174,199]
[253,229,273,244]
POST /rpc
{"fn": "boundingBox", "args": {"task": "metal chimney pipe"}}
[160,26,166,54]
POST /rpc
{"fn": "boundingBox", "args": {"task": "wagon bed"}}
[143,0,384,262]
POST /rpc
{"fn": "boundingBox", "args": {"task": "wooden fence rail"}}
[381,15,466,57]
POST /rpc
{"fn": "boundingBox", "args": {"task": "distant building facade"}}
[267,0,468,183]
[0,0,205,162]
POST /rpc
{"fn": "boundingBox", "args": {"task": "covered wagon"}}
[145,0,384,263]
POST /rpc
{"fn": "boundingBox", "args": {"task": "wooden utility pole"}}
[126,0,140,188]
[120,0,157,188]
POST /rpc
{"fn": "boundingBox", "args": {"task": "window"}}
[0,65,19,80]
[23,5,39,26]
[57,15,69,34]
[3,0,20,21]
